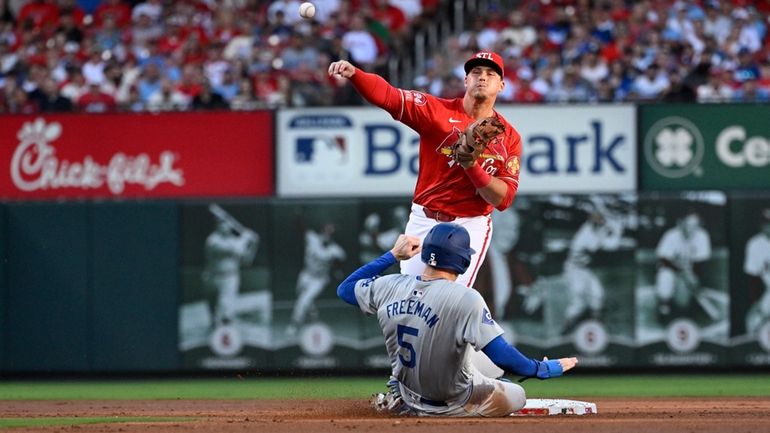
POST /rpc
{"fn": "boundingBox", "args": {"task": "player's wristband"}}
[465,164,492,189]
[535,359,564,379]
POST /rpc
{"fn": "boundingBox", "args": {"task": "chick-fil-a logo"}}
[10,118,185,194]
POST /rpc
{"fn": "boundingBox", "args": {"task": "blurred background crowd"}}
[0,0,768,114]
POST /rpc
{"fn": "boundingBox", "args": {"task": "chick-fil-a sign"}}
[1,112,273,200]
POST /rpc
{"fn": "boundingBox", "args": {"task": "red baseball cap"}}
[464,51,504,77]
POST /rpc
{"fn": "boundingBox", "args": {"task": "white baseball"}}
[299,2,316,19]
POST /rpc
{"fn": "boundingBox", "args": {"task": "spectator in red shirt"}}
[157,18,186,55]
[513,67,544,103]
[211,7,242,45]
[77,80,117,112]
[17,0,59,33]
[180,33,207,65]
[253,70,278,103]
[176,63,205,98]
[58,0,85,26]
[371,0,408,37]
[95,0,132,29]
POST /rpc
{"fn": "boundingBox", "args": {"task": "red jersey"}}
[350,70,521,218]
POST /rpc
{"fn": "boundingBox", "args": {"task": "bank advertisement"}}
[635,192,730,366]
[277,105,636,197]
[728,195,770,366]
[0,113,274,200]
[640,104,770,190]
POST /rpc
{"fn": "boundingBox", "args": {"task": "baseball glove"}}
[451,117,505,166]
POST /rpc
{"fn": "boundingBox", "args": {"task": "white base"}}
[511,399,597,416]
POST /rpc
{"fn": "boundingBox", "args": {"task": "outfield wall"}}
[1,202,179,372]
[1,105,769,373]
[1,194,769,373]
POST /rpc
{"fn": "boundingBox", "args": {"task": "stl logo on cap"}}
[465,51,504,77]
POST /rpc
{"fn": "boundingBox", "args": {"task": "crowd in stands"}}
[0,0,439,113]
[0,0,768,114]
[423,0,770,104]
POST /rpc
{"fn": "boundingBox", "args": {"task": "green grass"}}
[0,375,768,400]
[0,417,192,429]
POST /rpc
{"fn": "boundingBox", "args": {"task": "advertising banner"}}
[474,197,548,360]
[270,200,363,370]
[635,192,730,366]
[526,194,638,366]
[358,198,412,369]
[277,105,636,197]
[177,197,412,372]
[175,193,750,371]
[178,202,274,370]
[640,104,770,190]
[0,113,273,200]
[728,195,770,366]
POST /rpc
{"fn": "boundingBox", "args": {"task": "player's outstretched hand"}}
[391,234,421,261]
[558,357,578,372]
[543,356,578,373]
[328,60,356,78]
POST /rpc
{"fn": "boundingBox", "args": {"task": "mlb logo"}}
[412,289,424,298]
[295,136,347,163]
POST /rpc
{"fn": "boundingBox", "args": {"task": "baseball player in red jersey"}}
[328,51,522,288]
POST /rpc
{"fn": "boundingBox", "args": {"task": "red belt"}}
[422,207,456,222]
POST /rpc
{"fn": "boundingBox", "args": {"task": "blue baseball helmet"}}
[421,223,476,275]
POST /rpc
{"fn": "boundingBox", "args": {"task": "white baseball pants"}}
[400,203,493,288]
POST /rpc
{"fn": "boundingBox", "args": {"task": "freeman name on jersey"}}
[385,298,440,328]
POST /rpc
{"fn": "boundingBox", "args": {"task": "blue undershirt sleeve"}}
[336,251,398,307]
[482,335,564,379]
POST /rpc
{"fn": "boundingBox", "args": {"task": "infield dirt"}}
[3,398,769,433]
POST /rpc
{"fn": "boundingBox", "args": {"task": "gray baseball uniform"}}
[354,273,522,415]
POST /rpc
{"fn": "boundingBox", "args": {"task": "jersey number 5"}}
[397,325,419,368]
